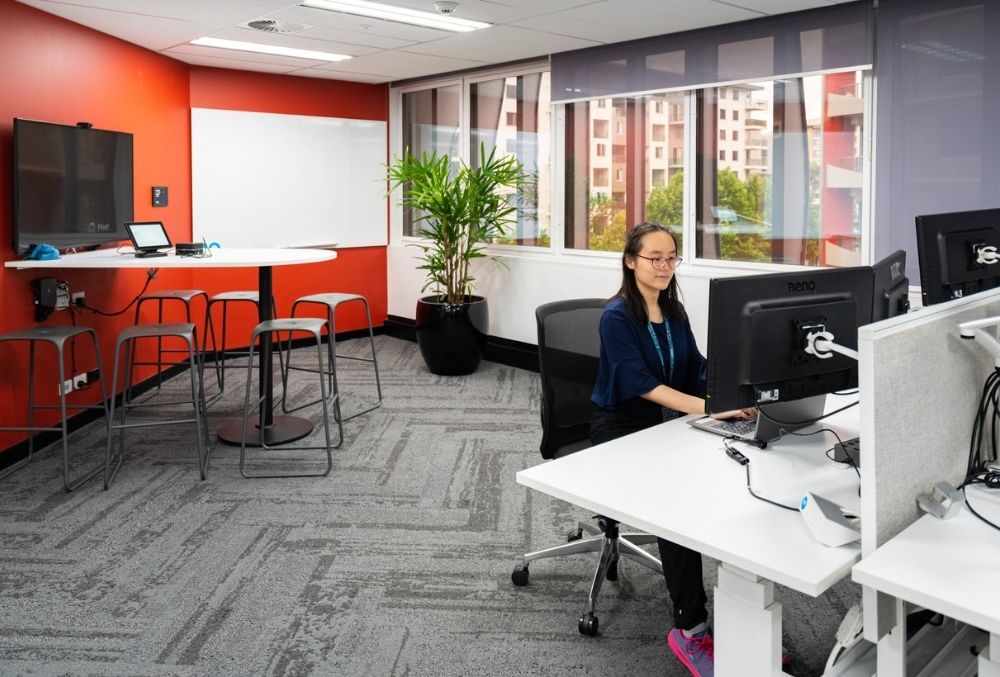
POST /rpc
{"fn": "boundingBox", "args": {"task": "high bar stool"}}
[0,326,108,492]
[205,291,279,401]
[104,322,209,489]
[240,318,341,479]
[282,293,382,423]
[132,290,219,402]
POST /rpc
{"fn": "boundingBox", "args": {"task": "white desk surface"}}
[517,402,862,597]
[851,487,1000,637]
[4,247,336,270]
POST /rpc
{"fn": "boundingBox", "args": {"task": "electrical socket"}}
[73,373,88,390]
[59,378,74,397]
[54,291,69,311]
[71,291,85,307]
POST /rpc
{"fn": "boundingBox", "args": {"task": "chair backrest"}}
[536,298,606,459]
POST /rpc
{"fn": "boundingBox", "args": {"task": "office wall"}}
[188,68,388,350]
[0,2,389,455]
[0,0,194,452]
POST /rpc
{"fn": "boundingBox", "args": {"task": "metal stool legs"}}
[0,326,109,492]
[205,292,280,402]
[132,290,219,404]
[282,293,383,423]
[105,323,209,489]
[240,318,341,478]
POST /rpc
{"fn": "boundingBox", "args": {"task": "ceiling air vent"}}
[242,18,312,34]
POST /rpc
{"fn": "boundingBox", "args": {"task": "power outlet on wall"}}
[71,291,85,307]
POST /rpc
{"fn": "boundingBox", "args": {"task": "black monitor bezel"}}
[871,249,909,322]
[915,208,1000,306]
[125,221,171,254]
[705,266,874,413]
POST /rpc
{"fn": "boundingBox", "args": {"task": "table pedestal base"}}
[217,415,314,446]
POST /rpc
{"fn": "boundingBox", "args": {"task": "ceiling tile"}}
[313,51,487,79]
[402,25,599,61]
[285,67,391,83]
[165,43,329,68]
[562,0,762,34]
[729,0,835,13]
[17,0,292,25]
[204,26,384,57]
[162,51,302,74]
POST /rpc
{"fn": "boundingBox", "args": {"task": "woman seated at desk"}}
[590,222,754,677]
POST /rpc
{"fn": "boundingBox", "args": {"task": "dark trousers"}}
[591,402,709,631]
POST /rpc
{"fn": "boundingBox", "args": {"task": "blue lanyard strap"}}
[647,320,675,384]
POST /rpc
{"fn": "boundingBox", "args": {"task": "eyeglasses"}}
[634,254,683,270]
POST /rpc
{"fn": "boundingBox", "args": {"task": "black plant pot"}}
[415,295,489,375]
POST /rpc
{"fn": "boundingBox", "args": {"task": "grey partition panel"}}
[858,286,1000,637]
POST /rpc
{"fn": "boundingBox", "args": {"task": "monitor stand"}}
[135,250,167,258]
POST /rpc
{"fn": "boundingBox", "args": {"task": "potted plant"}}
[388,144,527,375]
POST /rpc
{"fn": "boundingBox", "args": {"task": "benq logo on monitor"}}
[787,280,816,293]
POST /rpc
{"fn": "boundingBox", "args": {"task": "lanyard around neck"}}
[647,319,675,384]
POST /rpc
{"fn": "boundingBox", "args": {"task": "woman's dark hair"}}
[612,222,684,324]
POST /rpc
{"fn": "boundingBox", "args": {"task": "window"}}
[616,120,625,135]
[720,130,726,141]
[733,130,739,142]
[564,92,686,252]
[695,74,866,266]
[593,119,609,138]
[733,110,739,121]
[596,143,607,157]
[720,109,726,120]
[396,67,552,246]
[471,71,552,246]
[400,84,460,237]
[655,101,663,113]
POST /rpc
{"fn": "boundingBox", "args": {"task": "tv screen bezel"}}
[12,117,134,254]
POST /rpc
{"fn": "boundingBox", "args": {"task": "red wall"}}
[0,1,389,453]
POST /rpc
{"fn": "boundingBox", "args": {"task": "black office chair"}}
[512,298,663,637]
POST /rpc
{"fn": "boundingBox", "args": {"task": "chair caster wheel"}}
[511,564,529,586]
[579,612,599,636]
[567,527,583,542]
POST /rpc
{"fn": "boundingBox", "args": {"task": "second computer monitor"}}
[916,207,1000,306]
[705,266,874,414]
[871,249,910,322]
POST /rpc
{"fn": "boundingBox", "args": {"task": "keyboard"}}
[702,417,758,438]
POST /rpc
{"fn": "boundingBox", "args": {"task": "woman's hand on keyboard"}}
[710,407,757,421]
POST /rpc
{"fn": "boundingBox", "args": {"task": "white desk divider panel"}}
[857,285,1000,640]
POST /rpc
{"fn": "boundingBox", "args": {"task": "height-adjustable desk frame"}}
[517,400,861,677]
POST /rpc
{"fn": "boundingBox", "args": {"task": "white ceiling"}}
[17,0,851,84]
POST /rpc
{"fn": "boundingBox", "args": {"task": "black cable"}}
[756,398,860,428]
[723,438,800,512]
[78,269,156,317]
[961,473,1000,532]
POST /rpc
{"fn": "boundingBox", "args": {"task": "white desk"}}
[6,247,337,444]
[516,402,861,677]
[851,487,1000,676]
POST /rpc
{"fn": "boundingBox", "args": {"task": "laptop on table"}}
[125,221,171,258]
[688,395,827,444]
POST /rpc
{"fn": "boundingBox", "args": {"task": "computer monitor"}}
[125,221,170,258]
[705,266,874,414]
[915,208,1000,306]
[871,249,910,322]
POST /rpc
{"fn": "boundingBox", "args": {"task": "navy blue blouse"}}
[591,296,707,415]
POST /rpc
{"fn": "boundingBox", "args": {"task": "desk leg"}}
[714,562,783,677]
[875,597,906,677]
[217,264,314,446]
[981,633,1000,677]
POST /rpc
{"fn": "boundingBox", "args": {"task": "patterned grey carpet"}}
[0,336,858,676]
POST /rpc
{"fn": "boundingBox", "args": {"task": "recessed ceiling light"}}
[301,0,490,33]
[190,37,352,62]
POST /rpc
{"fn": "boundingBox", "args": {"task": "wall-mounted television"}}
[13,118,134,254]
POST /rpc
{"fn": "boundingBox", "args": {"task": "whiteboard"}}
[191,108,387,249]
